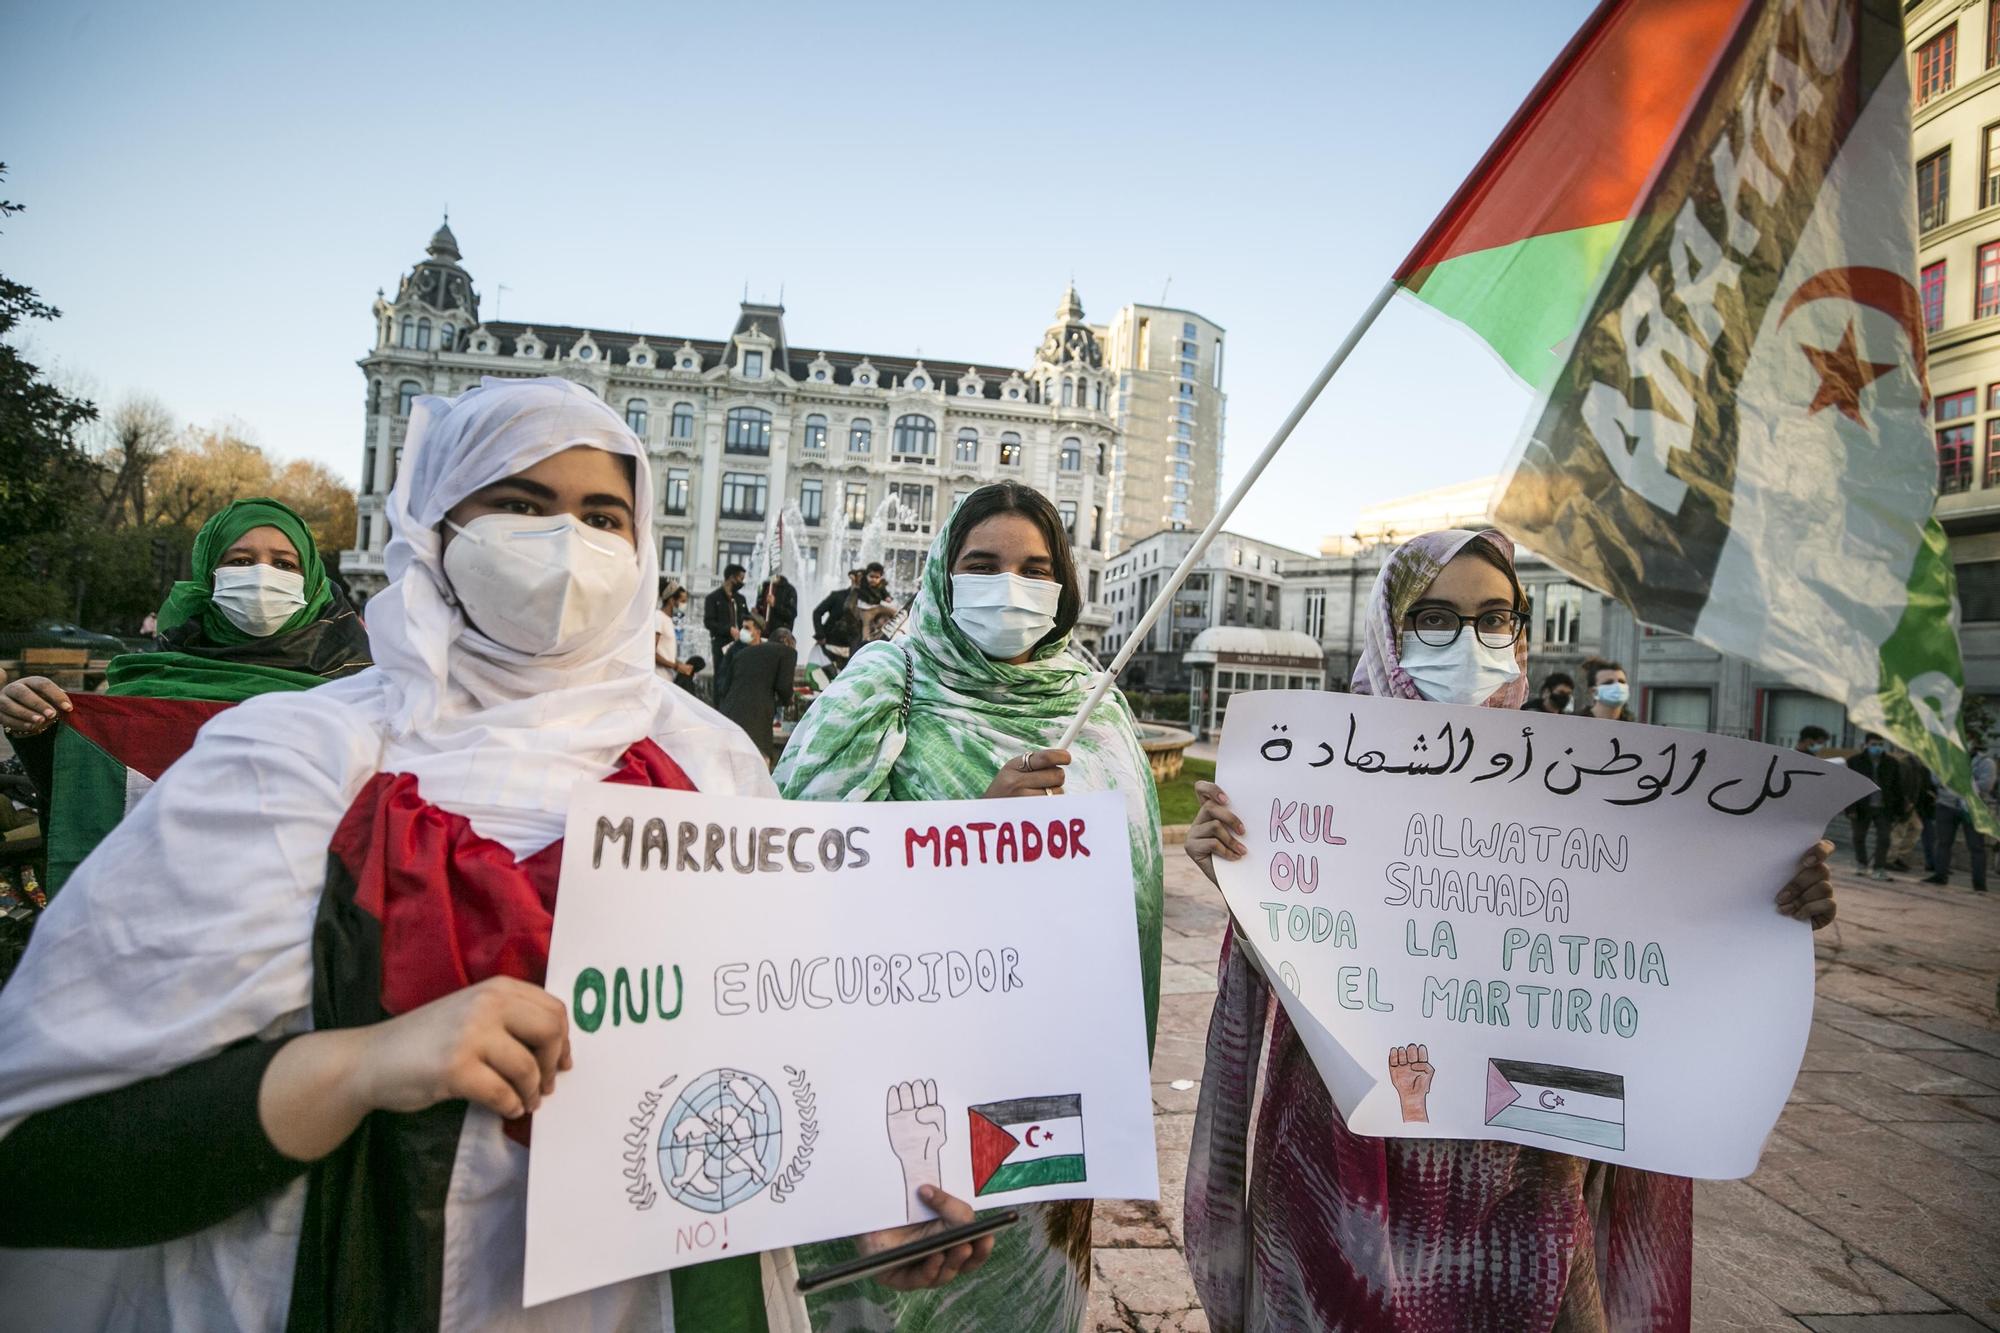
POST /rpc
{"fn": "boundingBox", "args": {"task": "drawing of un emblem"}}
[656,1068,786,1213]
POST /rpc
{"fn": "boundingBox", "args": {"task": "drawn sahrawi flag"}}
[968,1094,1087,1196]
[46,695,231,893]
[1484,1059,1628,1151]
[1399,0,1987,826]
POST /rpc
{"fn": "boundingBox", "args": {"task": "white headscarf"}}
[359,375,769,852]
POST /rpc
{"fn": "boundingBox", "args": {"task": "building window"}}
[1940,423,1977,493]
[1648,687,1714,731]
[399,316,414,348]
[718,539,757,570]
[726,406,772,455]
[1180,359,1197,381]
[1213,338,1224,388]
[892,414,937,461]
[1985,124,2000,209]
[440,323,455,350]
[625,398,648,436]
[1177,401,1194,420]
[1304,589,1327,639]
[800,477,823,525]
[661,536,685,574]
[1940,389,1979,422]
[671,402,695,439]
[1916,25,1957,106]
[1091,505,1104,550]
[360,515,373,549]
[1985,420,2000,488]
[1182,320,1197,338]
[1540,581,1584,646]
[1923,261,1947,332]
[803,414,828,451]
[955,427,979,464]
[577,345,594,361]
[416,319,432,351]
[742,349,764,379]
[664,467,690,515]
[849,419,873,454]
[1980,242,2000,318]
[719,471,769,520]
[999,432,1022,466]
[1919,148,1951,232]
[1170,481,1191,500]
[1094,441,1107,475]
[397,380,421,416]
[1175,440,1193,459]
[362,446,377,495]
[891,482,935,534]
[1058,500,1079,542]
[1180,381,1196,397]
[844,482,870,528]
[391,446,404,487]
[1059,438,1082,471]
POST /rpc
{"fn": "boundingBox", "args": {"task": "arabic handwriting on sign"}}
[1260,725,1292,764]
[1706,753,1825,817]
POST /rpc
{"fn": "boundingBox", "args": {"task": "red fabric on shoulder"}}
[329,738,696,1018]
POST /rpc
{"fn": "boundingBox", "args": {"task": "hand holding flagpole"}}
[1056,279,1399,751]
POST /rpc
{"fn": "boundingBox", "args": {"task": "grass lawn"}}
[1155,756,1215,826]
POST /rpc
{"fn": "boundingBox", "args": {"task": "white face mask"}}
[443,512,639,656]
[1595,681,1630,708]
[210,565,308,637]
[951,572,1062,659]
[738,627,756,644]
[1398,631,1522,706]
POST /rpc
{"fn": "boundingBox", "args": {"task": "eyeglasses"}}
[1405,606,1526,649]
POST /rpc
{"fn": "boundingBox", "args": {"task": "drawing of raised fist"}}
[1388,1043,1434,1124]
[886,1079,947,1222]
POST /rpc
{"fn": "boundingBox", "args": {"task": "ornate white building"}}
[342,223,1227,654]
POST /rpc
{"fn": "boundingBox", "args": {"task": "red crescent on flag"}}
[1025,1125,1047,1148]
[1776,266,1929,405]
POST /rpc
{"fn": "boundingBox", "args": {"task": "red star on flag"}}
[1801,321,1896,423]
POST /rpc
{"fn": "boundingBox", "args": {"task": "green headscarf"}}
[775,497,1163,1333]
[105,497,369,701]
[156,497,332,646]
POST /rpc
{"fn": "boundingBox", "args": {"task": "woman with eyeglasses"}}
[1178,528,1836,1332]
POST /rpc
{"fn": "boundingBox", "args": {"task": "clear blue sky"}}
[2,0,1593,555]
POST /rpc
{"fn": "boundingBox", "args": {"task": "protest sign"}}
[523,787,1157,1307]
[1213,690,1874,1179]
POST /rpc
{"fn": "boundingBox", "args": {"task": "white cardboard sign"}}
[1213,690,1873,1179]
[524,787,1158,1307]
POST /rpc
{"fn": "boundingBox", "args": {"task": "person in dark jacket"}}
[1520,672,1574,714]
[1845,735,1906,880]
[755,573,798,640]
[812,570,864,672]
[717,618,796,765]
[702,563,749,661]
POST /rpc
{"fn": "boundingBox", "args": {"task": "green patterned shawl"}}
[774,512,1163,1333]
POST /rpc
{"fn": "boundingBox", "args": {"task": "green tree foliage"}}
[0,165,100,629]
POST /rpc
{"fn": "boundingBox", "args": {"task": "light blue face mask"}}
[1398,632,1522,706]
[1594,681,1630,708]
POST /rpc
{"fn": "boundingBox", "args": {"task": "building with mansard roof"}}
[343,223,1227,655]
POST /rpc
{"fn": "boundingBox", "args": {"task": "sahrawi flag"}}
[45,695,230,893]
[1397,0,1989,827]
[968,1094,1087,1196]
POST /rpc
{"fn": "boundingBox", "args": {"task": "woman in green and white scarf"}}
[776,481,1162,1333]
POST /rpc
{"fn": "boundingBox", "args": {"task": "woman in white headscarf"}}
[0,378,988,1332]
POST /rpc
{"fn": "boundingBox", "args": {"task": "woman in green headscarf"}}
[775,481,1163,1333]
[0,498,371,888]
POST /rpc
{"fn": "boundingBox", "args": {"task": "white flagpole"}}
[1055,278,1399,752]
